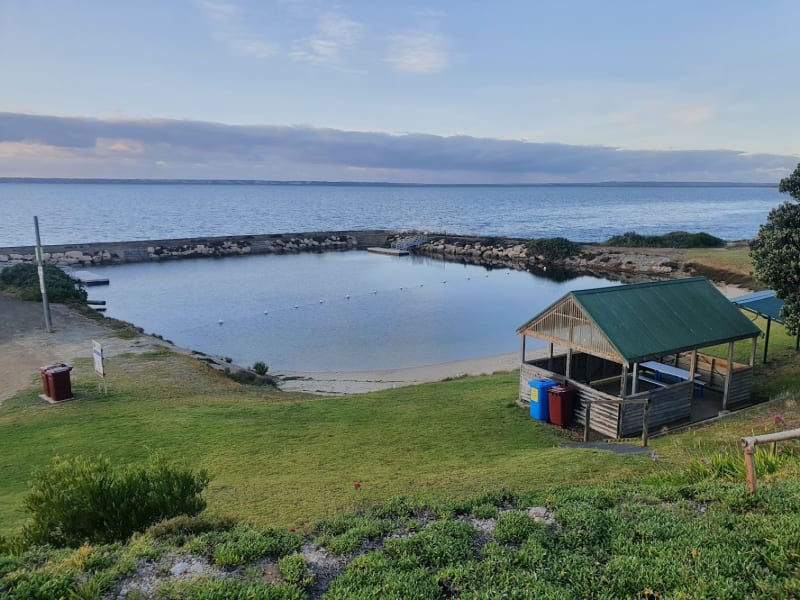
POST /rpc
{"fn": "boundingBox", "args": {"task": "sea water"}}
[89,251,619,372]
[0,182,782,246]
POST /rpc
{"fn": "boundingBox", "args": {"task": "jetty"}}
[367,247,409,256]
[68,270,110,286]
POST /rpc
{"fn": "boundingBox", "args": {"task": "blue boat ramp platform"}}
[367,247,409,256]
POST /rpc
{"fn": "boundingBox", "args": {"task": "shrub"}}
[314,514,394,555]
[0,263,88,303]
[604,231,725,248]
[22,455,209,547]
[188,523,303,566]
[155,579,305,600]
[384,519,476,569]
[277,553,314,589]
[526,237,580,261]
[493,511,542,545]
[252,361,269,375]
[324,551,441,600]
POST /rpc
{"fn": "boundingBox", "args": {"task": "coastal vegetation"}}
[751,161,800,333]
[0,263,87,304]
[603,231,725,248]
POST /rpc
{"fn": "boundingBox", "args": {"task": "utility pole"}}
[34,216,52,333]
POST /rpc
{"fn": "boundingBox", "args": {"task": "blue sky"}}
[1,0,799,182]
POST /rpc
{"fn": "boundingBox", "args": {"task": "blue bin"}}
[529,379,557,421]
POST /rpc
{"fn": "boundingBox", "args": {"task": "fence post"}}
[641,400,649,447]
[583,403,591,442]
[743,443,757,493]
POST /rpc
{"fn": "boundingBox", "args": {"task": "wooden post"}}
[631,363,639,394]
[520,335,526,364]
[743,444,757,493]
[689,350,697,382]
[619,365,628,398]
[750,336,757,367]
[763,318,771,364]
[566,348,573,379]
[641,400,650,447]
[723,341,734,411]
[583,402,591,442]
[548,342,554,370]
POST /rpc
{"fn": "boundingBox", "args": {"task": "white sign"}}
[92,340,104,377]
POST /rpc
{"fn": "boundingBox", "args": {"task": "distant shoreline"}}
[0,177,777,188]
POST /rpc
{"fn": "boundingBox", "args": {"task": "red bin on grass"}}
[39,363,73,401]
[548,385,577,427]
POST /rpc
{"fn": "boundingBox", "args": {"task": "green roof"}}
[519,277,761,364]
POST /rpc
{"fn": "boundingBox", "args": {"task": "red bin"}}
[47,365,74,401]
[548,385,577,427]
[39,363,63,399]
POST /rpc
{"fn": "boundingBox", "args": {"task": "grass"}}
[0,349,656,536]
[684,245,761,289]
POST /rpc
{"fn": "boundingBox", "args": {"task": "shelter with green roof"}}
[517,277,761,439]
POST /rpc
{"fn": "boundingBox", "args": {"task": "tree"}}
[750,162,800,335]
[778,162,800,200]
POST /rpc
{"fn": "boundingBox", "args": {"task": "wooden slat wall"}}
[674,354,753,403]
[519,362,564,402]
[619,382,692,437]
[728,367,753,406]
[573,383,621,439]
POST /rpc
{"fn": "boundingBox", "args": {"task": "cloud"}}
[386,31,449,73]
[0,112,797,183]
[198,0,279,59]
[289,11,362,63]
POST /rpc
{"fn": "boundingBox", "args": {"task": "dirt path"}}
[0,297,165,405]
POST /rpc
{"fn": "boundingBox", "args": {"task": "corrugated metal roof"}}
[518,277,761,365]
[731,290,784,323]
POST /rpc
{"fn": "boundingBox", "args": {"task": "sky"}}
[1,0,799,183]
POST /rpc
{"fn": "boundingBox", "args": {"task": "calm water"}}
[1,182,782,247]
[91,252,618,372]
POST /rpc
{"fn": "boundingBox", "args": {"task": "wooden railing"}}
[740,428,800,492]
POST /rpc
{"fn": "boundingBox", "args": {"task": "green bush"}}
[604,231,725,248]
[252,361,269,375]
[493,511,542,545]
[277,553,314,589]
[22,455,209,547]
[188,523,303,566]
[156,579,305,600]
[0,263,88,303]
[526,237,580,261]
[314,514,394,555]
[384,519,476,569]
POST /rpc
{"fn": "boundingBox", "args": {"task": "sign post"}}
[92,339,107,394]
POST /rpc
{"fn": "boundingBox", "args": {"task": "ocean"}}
[2,182,779,371]
[0,182,782,247]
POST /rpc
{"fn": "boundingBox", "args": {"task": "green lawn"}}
[0,350,656,535]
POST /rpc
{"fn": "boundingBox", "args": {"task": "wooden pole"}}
[723,341,734,411]
[33,216,52,333]
[619,365,628,398]
[548,342,554,370]
[689,349,697,382]
[641,400,649,447]
[743,444,757,493]
[566,348,573,379]
[520,335,526,363]
[750,336,757,367]
[763,318,771,364]
[583,403,591,442]
[631,363,639,394]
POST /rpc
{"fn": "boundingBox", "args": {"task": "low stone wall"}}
[405,234,679,278]
[0,231,392,267]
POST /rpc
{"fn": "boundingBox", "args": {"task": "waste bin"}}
[529,379,557,421]
[548,385,577,427]
[39,363,73,401]
[39,363,64,399]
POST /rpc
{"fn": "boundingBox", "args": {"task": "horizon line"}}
[0,177,777,188]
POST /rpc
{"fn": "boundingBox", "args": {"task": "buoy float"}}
[263,310,268,315]
[346,294,350,299]
[320,300,324,304]
[293,305,299,309]
[218,320,223,325]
